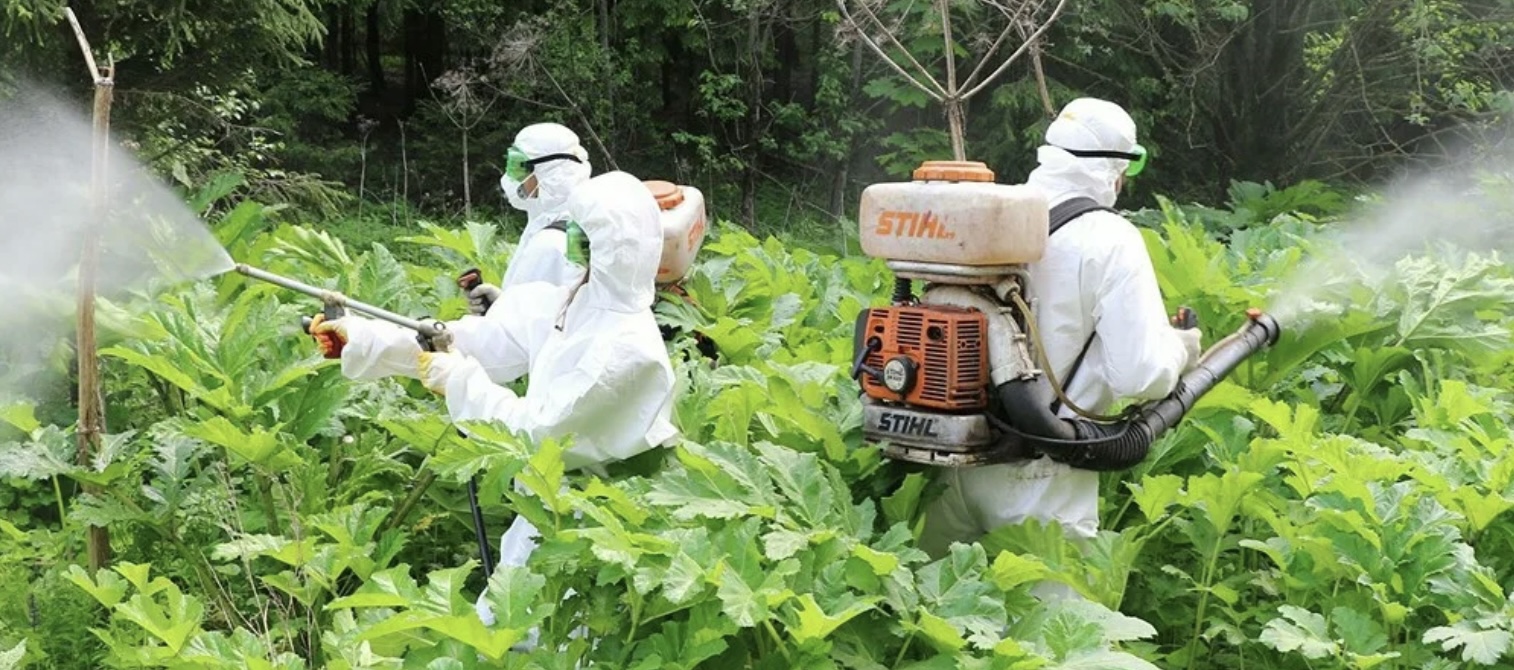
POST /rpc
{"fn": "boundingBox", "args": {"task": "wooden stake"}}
[65,6,114,573]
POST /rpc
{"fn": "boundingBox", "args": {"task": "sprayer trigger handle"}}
[458,267,495,314]
[415,318,453,354]
[301,303,345,334]
[457,268,482,291]
[417,334,453,353]
[1172,306,1198,330]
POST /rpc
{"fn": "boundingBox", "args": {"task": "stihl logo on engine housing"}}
[877,411,940,438]
[875,210,956,240]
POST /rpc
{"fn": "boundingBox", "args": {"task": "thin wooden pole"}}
[66,6,114,573]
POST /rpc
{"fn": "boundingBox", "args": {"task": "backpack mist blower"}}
[850,161,1281,468]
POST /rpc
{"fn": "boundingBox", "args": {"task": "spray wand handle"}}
[457,267,493,314]
[1172,306,1198,330]
[300,302,348,334]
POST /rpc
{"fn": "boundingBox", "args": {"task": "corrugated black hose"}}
[994,312,1281,471]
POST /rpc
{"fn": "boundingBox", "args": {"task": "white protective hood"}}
[442,170,680,472]
[1027,97,1137,209]
[499,123,593,291]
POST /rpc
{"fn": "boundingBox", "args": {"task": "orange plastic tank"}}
[644,180,707,285]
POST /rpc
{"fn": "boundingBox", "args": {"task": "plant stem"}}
[384,467,437,533]
[1185,537,1227,670]
[259,474,283,535]
[462,127,471,219]
[624,589,642,644]
[171,534,244,630]
[1341,395,1363,434]
[894,631,915,666]
[52,476,68,528]
[763,620,791,662]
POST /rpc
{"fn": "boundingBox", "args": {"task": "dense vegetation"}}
[0,169,1512,668]
[6,0,1514,668]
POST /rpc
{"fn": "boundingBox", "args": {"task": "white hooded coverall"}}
[916,98,1197,563]
[327,123,595,385]
[421,170,682,630]
[497,123,594,294]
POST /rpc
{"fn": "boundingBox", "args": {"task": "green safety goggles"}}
[564,220,591,267]
[504,145,586,182]
[1057,144,1148,177]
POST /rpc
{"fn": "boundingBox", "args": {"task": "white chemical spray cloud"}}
[0,81,232,403]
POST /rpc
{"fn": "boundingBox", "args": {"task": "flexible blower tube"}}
[998,310,1282,471]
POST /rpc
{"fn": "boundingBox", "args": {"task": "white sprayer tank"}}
[859,161,1049,271]
[644,180,708,285]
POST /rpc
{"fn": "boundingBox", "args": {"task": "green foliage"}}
[8,176,1514,669]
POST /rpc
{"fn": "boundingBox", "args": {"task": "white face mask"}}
[501,173,533,211]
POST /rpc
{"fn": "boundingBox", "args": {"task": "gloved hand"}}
[1175,327,1202,371]
[468,282,501,317]
[418,350,477,396]
[307,313,348,359]
[1170,306,1202,370]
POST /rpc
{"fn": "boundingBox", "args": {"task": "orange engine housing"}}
[857,304,989,411]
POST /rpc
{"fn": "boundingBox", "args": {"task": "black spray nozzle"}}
[997,308,1282,471]
[1244,308,1282,346]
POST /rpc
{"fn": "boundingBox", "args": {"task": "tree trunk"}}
[341,6,356,77]
[324,5,341,69]
[661,33,680,115]
[803,14,821,109]
[403,8,416,106]
[79,71,114,574]
[741,2,764,227]
[599,0,614,156]
[1216,0,1310,183]
[830,41,865,220]
[404,3,448,108]
[366,2,385,93]
[775,0,796,103]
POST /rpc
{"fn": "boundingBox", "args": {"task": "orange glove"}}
[307,313,349,359]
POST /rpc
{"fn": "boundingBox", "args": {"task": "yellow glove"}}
[417,350,471,396]
[307,313,349,359]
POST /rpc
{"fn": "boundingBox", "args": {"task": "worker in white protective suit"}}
[415,170,681,643]
[304,123,594,381]
[916,98,1202,591]
[464,122,595,315]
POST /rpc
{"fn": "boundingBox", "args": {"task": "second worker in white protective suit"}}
[415,169,681,641]
[465,122,596,314]
[916,98,1202,587]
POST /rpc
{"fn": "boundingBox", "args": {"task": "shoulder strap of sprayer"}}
[1045,197,1116,414]
[1048,196,1114,235]
[544,218,569,233]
